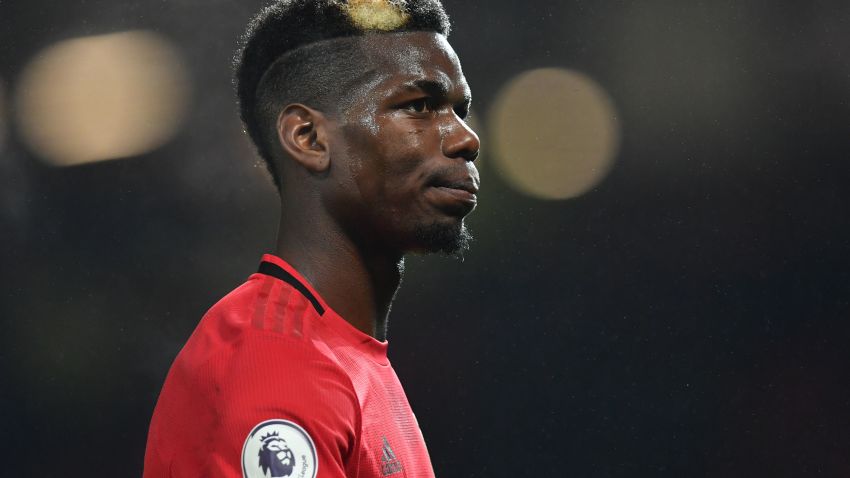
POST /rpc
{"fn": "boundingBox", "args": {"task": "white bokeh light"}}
[489,68,621,200]
[15,30,191,166]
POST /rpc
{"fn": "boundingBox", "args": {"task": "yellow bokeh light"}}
[15,30,190,166]
[489,68,621,200]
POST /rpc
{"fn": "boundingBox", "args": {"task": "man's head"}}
[235,0,480,255]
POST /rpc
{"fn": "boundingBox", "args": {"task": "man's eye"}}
[404,98,431,113]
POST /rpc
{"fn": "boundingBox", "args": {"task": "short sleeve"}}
[205,332,361,478]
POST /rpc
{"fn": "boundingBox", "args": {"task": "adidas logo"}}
[380,436,403,476]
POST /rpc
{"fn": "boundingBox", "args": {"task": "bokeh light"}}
[15,30,190,166]
[489,68,620,200]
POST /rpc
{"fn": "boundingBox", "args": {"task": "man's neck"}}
[274,207,403,341]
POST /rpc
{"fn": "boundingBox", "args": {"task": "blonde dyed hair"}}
[343,0,411,31]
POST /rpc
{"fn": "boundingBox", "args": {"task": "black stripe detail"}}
[257,261,325,316]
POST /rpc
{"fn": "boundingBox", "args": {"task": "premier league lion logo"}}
[258,431,296,477]
[243,419,317,478]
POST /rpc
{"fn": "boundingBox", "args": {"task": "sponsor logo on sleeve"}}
[242,419,317,478]
[380,436,403,476]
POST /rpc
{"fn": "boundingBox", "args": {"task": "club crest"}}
[242,419,317,478]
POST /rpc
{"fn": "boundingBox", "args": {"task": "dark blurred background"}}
[2,0,849,476]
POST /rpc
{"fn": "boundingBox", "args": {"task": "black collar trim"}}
[257,261,325,316]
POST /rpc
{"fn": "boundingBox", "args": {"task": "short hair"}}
[234,0,451,191]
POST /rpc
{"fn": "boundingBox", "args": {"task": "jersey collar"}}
[258,254,390,365]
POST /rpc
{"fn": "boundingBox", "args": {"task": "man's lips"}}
[425,177,479,215]
[432,185,477,203]
[427,177,479,195]
[436,180,479,195]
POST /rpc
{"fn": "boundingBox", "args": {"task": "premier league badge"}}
[242,419,318,478]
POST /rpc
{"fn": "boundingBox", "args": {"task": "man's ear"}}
[276,104,331,173]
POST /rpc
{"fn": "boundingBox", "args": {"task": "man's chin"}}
[411,220,472,256]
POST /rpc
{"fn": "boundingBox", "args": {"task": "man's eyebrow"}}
[402,78,471,103]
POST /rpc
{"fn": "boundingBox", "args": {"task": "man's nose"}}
[442,115,480,162]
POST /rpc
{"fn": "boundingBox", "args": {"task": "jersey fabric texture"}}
[144,254,434,478]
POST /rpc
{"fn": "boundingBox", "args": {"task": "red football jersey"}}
[144,254,435,478]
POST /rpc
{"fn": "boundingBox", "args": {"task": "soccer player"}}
[143,0,480,477]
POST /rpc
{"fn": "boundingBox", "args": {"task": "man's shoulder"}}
[178,273,345,378]
[201,272,325,342]
[147,276,362,478]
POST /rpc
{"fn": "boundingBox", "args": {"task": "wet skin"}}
[274,31,480,339]
[324,31,481,254]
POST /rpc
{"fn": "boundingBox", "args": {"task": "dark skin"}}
[272,31,480,341]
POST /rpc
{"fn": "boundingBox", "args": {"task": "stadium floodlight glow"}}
[15,30,191,166]
[489,67,621,200]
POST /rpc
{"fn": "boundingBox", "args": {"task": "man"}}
[144,0,480,477]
